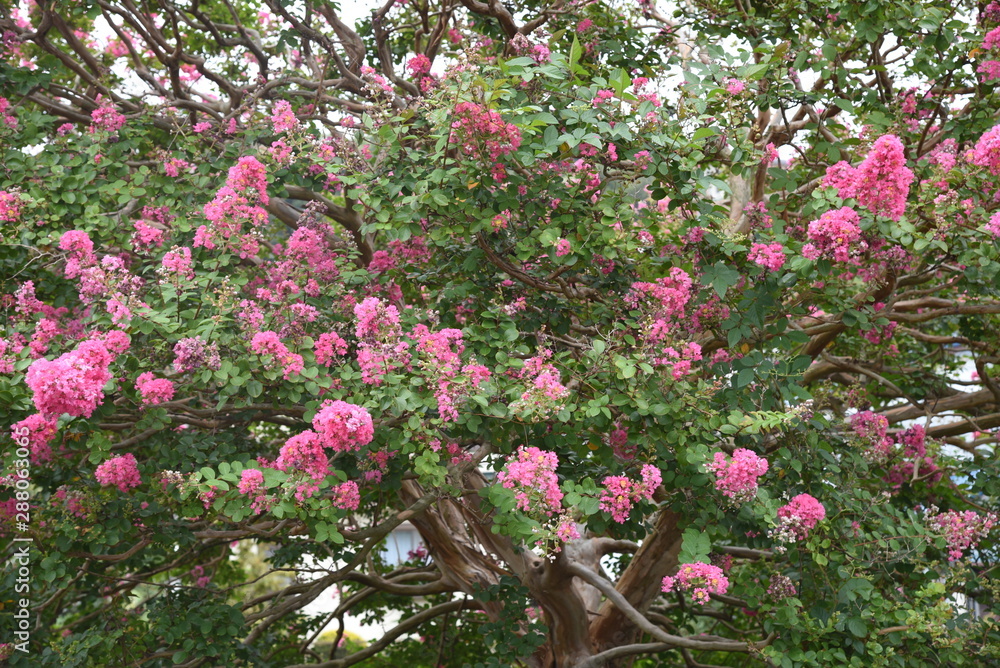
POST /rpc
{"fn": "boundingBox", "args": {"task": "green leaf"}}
[703,261,740,298]
[679,528,712,562]
[847,617,868,638]
[568,35,583,72]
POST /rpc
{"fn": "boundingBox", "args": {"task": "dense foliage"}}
[2,0,1000,666]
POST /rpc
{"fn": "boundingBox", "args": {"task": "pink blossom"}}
[592,89,615,106]
[407,54,432,76]
[271,100,299,133]
[354,297,401,339]
[238,468,265,495]
[250,331,304,380]
[89,98,126,133]
[450,102,522,161]
[824,135,913,221]
[985,25,1000,50]
[661,562,729,605]
[806,207,861,262]
[496,446,564,516]
[276,431,329,483]
[555,238,572,257]
[925,509,997,561]
[850,410,893,463]
[510,351,570,418]
[315,332,349,365]
[555,517,580,541]
[748,243,786,271]
[0,191,21,222]
[164,158,191,178]
[332,480,360,510]
[971,124,1000,176]
[135,372,175,406]
[628,267,693,325]
[599,465,660,523]
[95,454,142,492]
[978,60,1000,82]
[724,78,745,94]
[25,339,115,418]
[776,494,826,541]
[0,337,19,374]
[132,220,165,249]
[312,400,375,452]
[173,336,221,374]
[10,414,59,463]
[987,211,1000,237]
[161,246,194,278]
[706,449,768,504]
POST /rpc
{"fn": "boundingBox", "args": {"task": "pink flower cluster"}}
[276,431,330,490]
[497,446,564,516]
[315,332,349,365]
[413,325,490,422]
[271,100,298,133]
[925,509,997,561]
[354,297,409,384]
[0,97,17,130]
[627,267,694,335]
[89,98,126,133]
[10,413,58,463]
[332,480,360,510]
[824,135,913,221]
[978,60,1000,83]
[237,468,271,513]
[803,206,862,262]
[724,77,745,94]
[748,243,786,271]
[59,230,97,279]
[26,338,115,418]
[599,464,661,523]
[450,101,522,161]
[284,224,342,281]
[407,54,432,76]
[132,220,164,249]
[884,424,942,490]
[706,448,768,504]
[173,336,221,374]
[95,453,142,492]
[197,156,269,252]
[510,350,570,418]
[0,337,18,374]
[0,191,21,223]
[161,246,193,279]
[661,562,730,605]
[987,210,1000,238]
[312,400,375,452]
[250,331,304,380]
[970,124,1000,176]
[135,372,175,406]
[850,410,893,463]
[775,494,826,542]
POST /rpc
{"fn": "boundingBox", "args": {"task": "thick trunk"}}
[401,478,684,668]
[589,510,683,655]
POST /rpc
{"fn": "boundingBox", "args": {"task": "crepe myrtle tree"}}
[1,0,1000,666]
